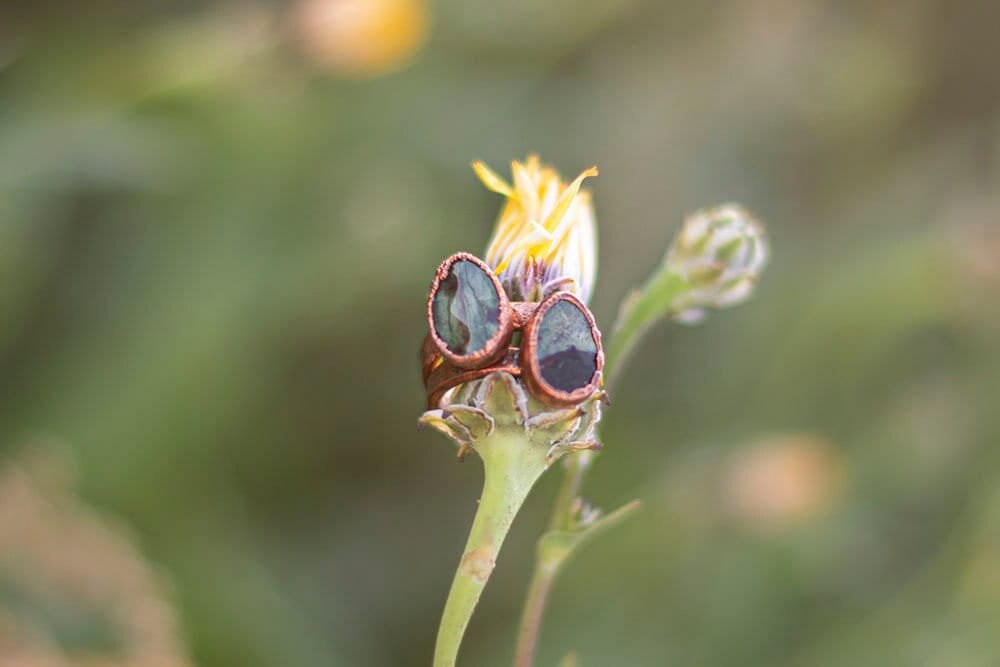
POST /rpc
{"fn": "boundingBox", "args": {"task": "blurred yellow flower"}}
[292,0,428,77]
[475,156,599,304]
[723,434,843,530]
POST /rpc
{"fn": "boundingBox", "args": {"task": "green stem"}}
[548,454,591,531]
[605,270,688,389]
[511,270,691,667]
[513,482,641,667]
[513,557,558,667]
[433,429,549,667]
[511,454,589,667]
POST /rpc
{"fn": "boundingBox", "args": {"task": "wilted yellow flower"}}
[292,0,428,77]
[475,156,599,304]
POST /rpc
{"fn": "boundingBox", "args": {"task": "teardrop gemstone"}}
[431,260,501,356]
[535,299,598,392]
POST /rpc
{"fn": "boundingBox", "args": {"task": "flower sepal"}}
[419,371,605,465]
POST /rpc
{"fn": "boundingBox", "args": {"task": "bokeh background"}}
[1,1,999,665]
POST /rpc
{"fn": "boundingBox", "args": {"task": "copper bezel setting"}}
[426,252,514,369]
[520,291,604,408]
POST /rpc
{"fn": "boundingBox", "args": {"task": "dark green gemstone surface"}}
[432,260,501,355]
[536,300,598,392]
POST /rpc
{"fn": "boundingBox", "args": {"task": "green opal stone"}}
[432,260,501,355]
[536,300,598,392]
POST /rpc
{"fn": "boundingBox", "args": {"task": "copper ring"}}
[426,252,515,369]
[520,291,604,408]
[421,333,442,384]
[424,348,522,410]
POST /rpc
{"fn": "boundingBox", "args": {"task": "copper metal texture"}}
[422,252,604,409]
[421,333,442,384]
[424,348,522,410]
[520,291,605,408]
[426,252,514,369]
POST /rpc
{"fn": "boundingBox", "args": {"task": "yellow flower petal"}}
[472,161,514,198]
[477,157,599,304]
[545,166,598,244]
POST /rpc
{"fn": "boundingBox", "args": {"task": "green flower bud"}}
[665,204,769,322]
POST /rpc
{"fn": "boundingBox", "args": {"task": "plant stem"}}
[511,455,588,667]
[513,558,558,667]
[512,495,641,667]
[548,454,590,531]
[605,270,688,388]
[514,460,580,667]
[433,429,549,667]
[511,265,681,666]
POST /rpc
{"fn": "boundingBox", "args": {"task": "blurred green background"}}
[1,1,999,665]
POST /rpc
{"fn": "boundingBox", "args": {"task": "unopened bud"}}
[665,204,768,321]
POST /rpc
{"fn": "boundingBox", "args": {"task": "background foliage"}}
[1,1,998,665]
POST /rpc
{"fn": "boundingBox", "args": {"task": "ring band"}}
[424,347,522,410]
